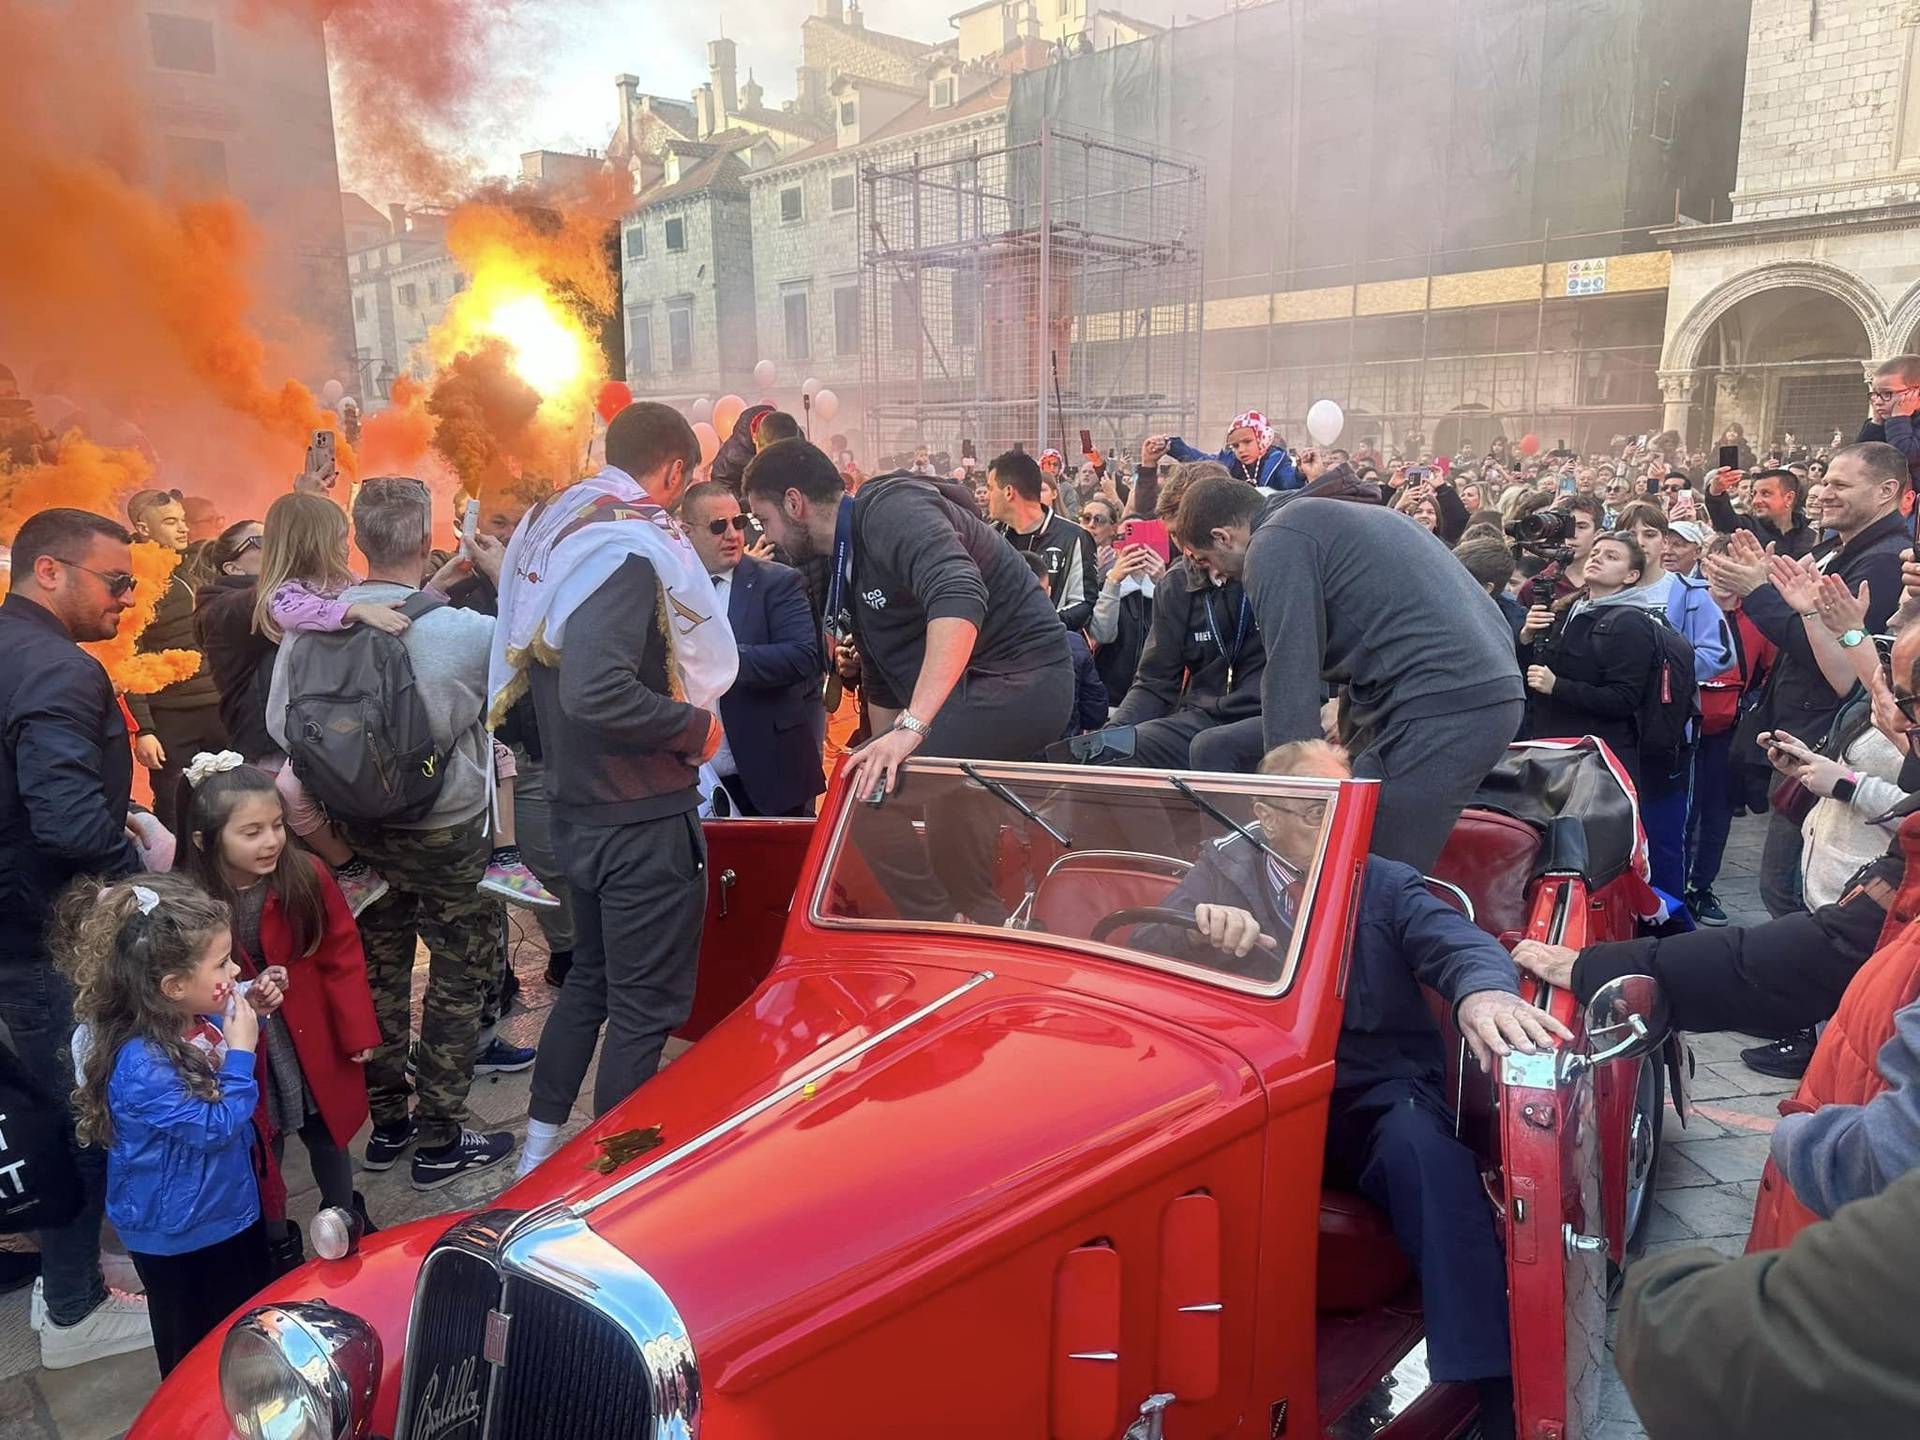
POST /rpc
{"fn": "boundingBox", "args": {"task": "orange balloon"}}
[693,420,720,465]
[712,393,746,441]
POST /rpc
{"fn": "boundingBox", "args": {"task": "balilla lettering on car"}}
[135,741,1681,1440]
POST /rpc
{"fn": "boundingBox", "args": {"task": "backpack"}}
[0,1040,82,1233]
[1593,605,1698,759]
[284,590,448,826]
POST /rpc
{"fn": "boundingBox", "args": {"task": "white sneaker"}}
[39,1289,153,1370]
[100,1251,144,1295]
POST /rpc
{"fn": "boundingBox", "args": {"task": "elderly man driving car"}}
[1140,740,1570,1438]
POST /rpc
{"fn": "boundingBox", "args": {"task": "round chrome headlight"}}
[220,1302,381,1440]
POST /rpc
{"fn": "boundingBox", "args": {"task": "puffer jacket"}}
[1748,815,1920,1253]
[126,568,218,732]
[105,1024,260,1255]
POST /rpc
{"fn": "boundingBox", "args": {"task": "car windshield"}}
[810,759,1346,995]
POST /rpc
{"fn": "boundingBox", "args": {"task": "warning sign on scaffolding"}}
[1565,258,1608,297]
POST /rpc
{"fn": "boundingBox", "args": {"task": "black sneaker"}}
[363,1119,417,1171]
[544,949,573,988]
[411,1129,516,1191]
[474,1037,537,1075]
[1741,1029,1816,1080]
[1689,889,1729,927]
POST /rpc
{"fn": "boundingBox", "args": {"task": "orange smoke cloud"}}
[0,434,152,546]
[84,542,204,696]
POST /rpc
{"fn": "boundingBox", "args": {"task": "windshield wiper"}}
[1166,774,1288,869]
[959,762,1071,847]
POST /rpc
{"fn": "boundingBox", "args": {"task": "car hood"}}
[504,959,1264,1387]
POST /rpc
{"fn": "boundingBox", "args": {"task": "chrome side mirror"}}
[1566,973,1669,1078]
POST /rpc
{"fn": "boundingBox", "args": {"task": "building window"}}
[780,185,804,223]
[952,270,978,349]
[453,273,466,294]
[427,279,440,303]
[932,78,954,108]
[162,135,228,191]
[625,225,647,260]
[668,300,693,371]
[148,13,216,73]
[1058,0,1070,14]
[891,279,918,356]
[665,216,686,252]
[783,289,811,361]
[627,309,654,376]
[834,285,861,356]
[839,100,857,126]
[830,173,856,212]
[398,283,418,308]
[354,296,367,322]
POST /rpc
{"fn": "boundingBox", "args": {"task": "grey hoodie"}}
[1772,997,1920,1219]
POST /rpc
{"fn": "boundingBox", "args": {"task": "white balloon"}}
[690,397,713,425]
[812,388,840,422]
[321,379,346,406]
[802,376,822,400]
[1305,399,1345,447]
[753,359,777,389]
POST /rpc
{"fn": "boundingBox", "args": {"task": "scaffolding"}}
[858,124,1204,465]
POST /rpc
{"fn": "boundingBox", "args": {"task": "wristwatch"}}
[1837,628,1867,649]
[1833,771,1860,804]
[894,710,931,738]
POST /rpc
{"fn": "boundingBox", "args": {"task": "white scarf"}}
[487,465,738,728]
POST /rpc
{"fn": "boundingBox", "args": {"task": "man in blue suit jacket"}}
[683,482,826,816]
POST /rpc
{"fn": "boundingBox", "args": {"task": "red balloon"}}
[596,381,633,424]
[1517,433,1540,456]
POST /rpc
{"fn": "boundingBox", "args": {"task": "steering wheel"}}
[1090,905,1202,944]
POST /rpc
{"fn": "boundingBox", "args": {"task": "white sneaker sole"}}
[411,1146,514,1192]
[476,877,561,909]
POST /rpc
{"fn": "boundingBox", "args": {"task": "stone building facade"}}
[347,207,457,407]
[1657,0,1920,446]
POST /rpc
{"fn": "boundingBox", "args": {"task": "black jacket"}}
[126,566,219,731]
[1737,509,1910,761]
[994,509,1099,632]
[1109,560,1264,726]
[192,576,277,762]
[1142,842,1519,1094]
[1521,597,1661,780]
[1701,488,1818,559]
[0,595,142,968]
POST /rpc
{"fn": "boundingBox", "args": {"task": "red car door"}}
[1500,873,1609,1440]
[676,817,815,1041]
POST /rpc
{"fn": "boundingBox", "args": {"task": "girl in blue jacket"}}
[59,873,274,1375]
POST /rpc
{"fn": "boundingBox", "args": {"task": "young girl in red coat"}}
[176,751,383,1271]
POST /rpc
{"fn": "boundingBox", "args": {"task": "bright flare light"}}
[482,293,586,397]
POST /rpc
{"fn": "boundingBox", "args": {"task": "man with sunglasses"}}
[124,488,227,833]
[1,507,159,1368]
[682,480,825,817]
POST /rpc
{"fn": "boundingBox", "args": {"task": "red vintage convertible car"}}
[139,741,1680,1440]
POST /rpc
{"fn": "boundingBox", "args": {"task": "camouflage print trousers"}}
[341,813,493,1150]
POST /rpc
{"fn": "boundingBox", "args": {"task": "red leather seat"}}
[1430,807,1542,942]
[1316,1189,1412,1312]
[1031,851,1190,941]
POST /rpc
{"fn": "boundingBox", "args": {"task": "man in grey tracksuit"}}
[1174,481,1524,872]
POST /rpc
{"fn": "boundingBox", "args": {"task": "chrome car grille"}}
[393,1206,694,1440]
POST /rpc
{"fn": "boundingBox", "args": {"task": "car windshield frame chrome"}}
[808,758,1354,999]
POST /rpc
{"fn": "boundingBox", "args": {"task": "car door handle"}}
[717,868,737,918]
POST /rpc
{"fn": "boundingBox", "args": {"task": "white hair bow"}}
[184,751,247,788]
[131,885,159,915]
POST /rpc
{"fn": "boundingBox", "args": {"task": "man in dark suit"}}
[682,481,826,816]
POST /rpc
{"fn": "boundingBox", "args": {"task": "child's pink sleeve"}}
[271,580,352,634]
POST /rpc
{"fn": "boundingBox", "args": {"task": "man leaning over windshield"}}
[1138,741,1569,1440]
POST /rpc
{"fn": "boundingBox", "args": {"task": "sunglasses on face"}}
[705,515,751,536]
[62,560,136,597]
